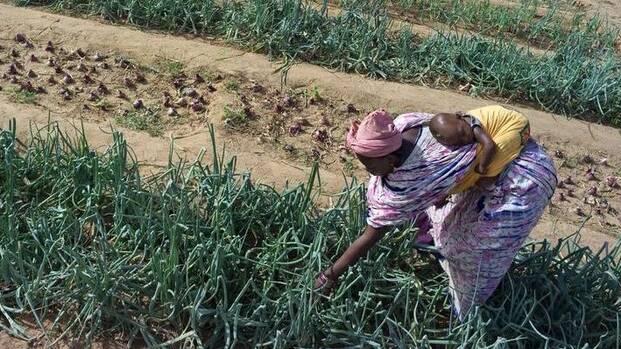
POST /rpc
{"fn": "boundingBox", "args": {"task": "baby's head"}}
[429,112,475,147]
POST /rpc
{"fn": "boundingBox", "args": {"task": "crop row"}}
[12,0,621,125]
[0,121,619,347]
[385,0,619,51]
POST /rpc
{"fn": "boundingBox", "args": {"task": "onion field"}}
[0,121,618,347]
[13,0,621,125]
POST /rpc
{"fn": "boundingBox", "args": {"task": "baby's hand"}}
[476,163,487,175]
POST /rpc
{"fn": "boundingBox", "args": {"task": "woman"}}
[314,108,557,318]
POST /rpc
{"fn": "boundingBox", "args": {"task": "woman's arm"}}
[314,225,388,290]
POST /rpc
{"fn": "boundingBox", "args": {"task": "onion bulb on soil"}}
[163,96,173,108]
[123,77,135,88]
[62,74,74,84]
[97,83,109,95]
[172,78,184,89]
[183,88,198,98]
[250,81,263,93]
[312,128,329,143]
[45,41,55,53]
[60,88,71,100]
[194,74,205,84]
[320,115,331,127]
[19,81,34,92]
[7,64,18,75]
[15,33,27,43]
[135,73,146,84]
[586,171,597,181]
[190,99,205,112]
[116,90,128,100]
[282,95,294,107]
[289,122,302,136]
[132,99,144,109]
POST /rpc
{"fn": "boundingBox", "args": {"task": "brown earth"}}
[0,2,621,347]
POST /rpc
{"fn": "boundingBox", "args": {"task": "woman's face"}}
[357,154,399,176]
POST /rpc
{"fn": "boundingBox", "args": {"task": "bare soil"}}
[0,2,620,347]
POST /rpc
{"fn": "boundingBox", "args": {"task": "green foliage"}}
[386,0,619,51]
[5,86,37,104]
[222,104,247,126]
[224,79,240,92]
[156,58,185,77]
[115,108,164,136]
[0,121,619,347]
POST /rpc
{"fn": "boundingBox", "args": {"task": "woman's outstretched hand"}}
[313,225,387,295]
[313,272,336,294]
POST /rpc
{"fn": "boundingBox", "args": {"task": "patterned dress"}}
[366,113,477,228]
[366,113,557,319]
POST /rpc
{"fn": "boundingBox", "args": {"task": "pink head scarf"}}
[346,109,402,158]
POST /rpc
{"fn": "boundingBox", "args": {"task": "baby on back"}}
[429,105,531,193]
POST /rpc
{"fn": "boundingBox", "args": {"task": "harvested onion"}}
[133,99,144,109]
[45,41,55,53]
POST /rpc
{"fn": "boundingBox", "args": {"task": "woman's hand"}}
[313,272,336,294]
[314,225,387,294]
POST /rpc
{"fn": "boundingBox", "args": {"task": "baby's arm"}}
[473,127,497,174]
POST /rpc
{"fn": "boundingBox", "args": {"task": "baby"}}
[429,105,531,195]
[429,111,496,176]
